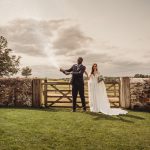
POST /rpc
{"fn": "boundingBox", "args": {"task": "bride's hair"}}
[91,63,98,75]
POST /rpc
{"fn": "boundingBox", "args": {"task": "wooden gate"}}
[41,78,121,108]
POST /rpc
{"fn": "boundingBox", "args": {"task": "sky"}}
[0,0,150,78]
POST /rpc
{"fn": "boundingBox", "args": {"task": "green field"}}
[0,108,150,150]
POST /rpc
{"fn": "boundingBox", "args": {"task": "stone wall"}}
[0,78,32,107]
[130,78,150,110]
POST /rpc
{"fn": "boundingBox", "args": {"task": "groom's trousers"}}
[72,83,86,111]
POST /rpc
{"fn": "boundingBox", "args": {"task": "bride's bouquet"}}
[97,75,104,83]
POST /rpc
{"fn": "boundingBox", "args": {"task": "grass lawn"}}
[0,108,150,150]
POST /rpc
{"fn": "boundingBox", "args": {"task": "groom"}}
[60,57,86,112]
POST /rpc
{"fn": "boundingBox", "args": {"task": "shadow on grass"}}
[0,107,145,123]
[119,114,145,120]
[84,111,135,123]
[85,111,145,123]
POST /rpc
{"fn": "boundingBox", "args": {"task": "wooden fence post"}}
[120,77,130,108]
[44,78,48,107]
[32,79,42,107]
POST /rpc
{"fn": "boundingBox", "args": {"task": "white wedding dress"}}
[88,73,128,115]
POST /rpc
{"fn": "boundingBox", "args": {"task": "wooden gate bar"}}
[48,91,71,106]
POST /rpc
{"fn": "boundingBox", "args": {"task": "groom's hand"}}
[60,68,64,72]
[65,72,71,75]
[60,68,70,75]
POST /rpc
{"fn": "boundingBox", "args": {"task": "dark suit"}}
[65,64,86,111]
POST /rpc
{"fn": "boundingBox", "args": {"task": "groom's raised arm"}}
[60,65,74,75]
[65,65,73,72]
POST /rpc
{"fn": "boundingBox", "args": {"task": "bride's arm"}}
[88,74,92,80]
[84,71,88,78]
[85,71,91,80]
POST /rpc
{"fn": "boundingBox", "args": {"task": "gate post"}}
[120,77,131,108]
[44,78,48,107]
[32,79,42,107]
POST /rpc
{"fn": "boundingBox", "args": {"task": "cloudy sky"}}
[0,0,150,78]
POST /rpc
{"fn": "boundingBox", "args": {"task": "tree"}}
[0,36,21,77]
[134,74,150,78]
[21,66,32,78]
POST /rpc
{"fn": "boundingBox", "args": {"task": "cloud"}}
[84,53,112,64]
[31,65,66,78]
[112,60,142,68]
[53,26,93,55]
[0,19,93,58]
[0,19,70,56]
[11,43,46,56]
[0,18,149,77]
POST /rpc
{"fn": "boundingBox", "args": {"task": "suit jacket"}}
[65,64,86,85]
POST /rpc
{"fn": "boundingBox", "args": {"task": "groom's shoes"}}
[82,109,86,112]
[71,109,76,112]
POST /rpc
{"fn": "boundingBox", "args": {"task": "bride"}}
[87,63,128,115]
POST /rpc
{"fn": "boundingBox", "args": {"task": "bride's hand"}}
[84,71,89,79]
[88,74,92,80]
